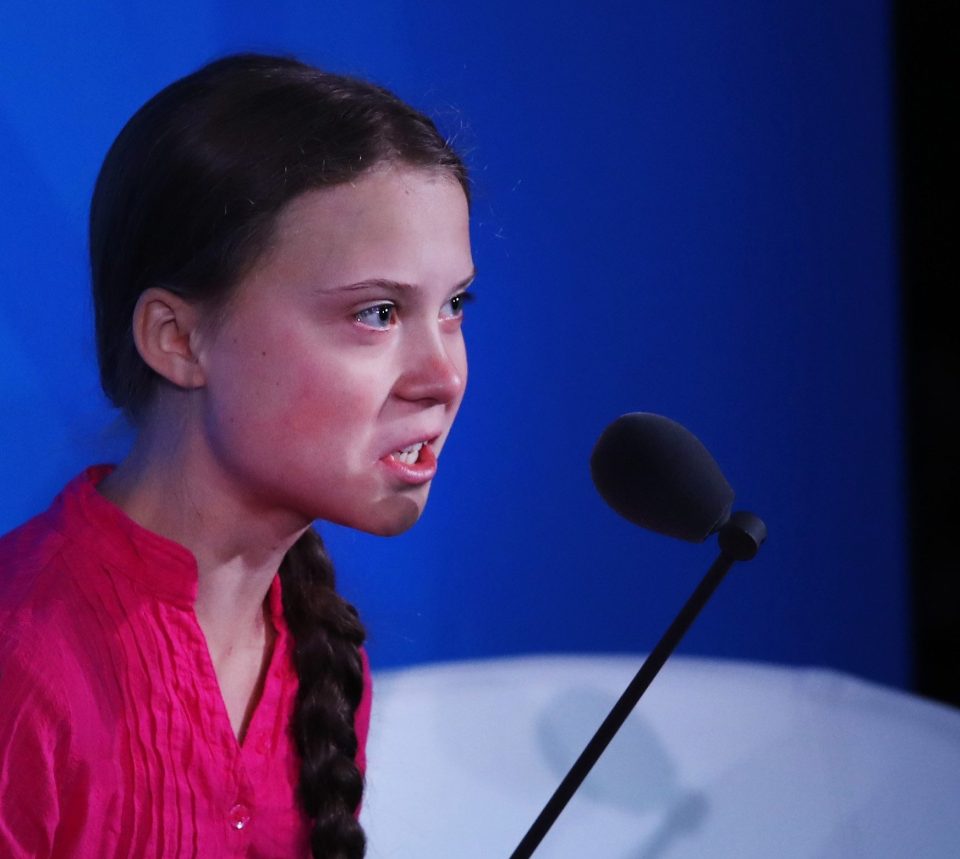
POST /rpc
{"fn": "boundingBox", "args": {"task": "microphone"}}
[509,413,766,859]
[590,412,734,542]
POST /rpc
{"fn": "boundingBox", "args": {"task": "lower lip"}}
[378,444,438,485]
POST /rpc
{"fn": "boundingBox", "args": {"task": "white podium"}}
[362,655,960,858]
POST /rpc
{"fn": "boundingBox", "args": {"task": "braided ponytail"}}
[280,528,367,858]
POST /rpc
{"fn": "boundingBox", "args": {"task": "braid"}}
[280,527,367,859]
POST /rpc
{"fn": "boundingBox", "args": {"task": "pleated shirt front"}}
[0,467,371,858]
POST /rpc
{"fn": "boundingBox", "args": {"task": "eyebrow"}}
[325,269,477,295]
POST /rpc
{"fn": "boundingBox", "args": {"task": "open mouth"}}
[390,440,428,465]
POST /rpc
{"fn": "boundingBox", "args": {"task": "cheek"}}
[206,327,323,444]
[282,381,347,443]
[280,357,379,453]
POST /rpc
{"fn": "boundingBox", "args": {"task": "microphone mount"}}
[508,511,767,859]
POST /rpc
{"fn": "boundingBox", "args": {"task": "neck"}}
[99,407,309,652]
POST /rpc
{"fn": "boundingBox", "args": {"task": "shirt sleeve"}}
[0,647,68,859]
[354,646,373,778]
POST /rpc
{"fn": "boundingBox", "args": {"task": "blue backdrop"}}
[0,1,906,686]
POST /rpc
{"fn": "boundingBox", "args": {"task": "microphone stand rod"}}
[508,511,766,859]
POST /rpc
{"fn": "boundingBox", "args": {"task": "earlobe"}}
[132,288,207,390]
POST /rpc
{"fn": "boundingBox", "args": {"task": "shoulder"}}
[0,495,110,740]
[354,646,373,775]
[0,467,114,609]
[0,516,82,739]
[359,646,373,704]
[0,506,69,613]
[0,469,121,651]
[0,491,94,652]
[0,504,84,686]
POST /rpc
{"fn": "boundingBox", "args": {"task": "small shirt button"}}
[256,735,270,755]
[228,802,252,831]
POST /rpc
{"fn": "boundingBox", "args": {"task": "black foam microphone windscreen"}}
[590,413,734,542]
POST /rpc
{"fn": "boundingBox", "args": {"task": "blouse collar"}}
[56,466,287,625]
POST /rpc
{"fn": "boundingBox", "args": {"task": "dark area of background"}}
[898,1,959,707]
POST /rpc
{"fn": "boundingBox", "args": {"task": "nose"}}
[394,331,466,406]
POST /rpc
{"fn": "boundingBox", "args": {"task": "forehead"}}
[256,167,471,283]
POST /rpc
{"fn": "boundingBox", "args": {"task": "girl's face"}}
[195,167,474,536]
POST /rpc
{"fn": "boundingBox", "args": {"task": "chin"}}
[371,499,425,536]
[334,494,426,537]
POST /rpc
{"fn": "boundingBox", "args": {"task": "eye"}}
[441,291,475,320]
[355,303,397,330]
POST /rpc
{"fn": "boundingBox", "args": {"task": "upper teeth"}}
[393,441,425,465]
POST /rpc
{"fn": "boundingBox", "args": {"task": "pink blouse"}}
[0,467,372,858]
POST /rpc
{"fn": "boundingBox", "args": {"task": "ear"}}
[132,288,208,390]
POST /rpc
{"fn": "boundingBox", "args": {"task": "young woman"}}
[0,53,474,858]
